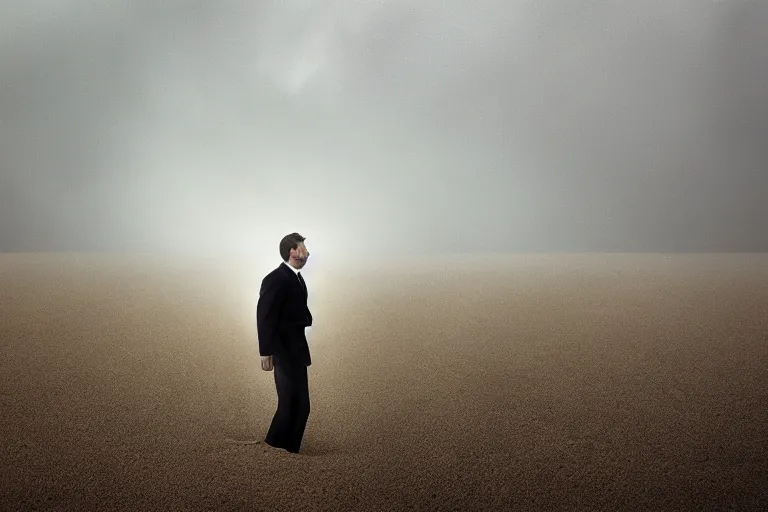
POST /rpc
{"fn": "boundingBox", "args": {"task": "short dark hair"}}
[279,232,306,262]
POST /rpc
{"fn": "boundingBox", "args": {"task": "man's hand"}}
[260,355,273,372]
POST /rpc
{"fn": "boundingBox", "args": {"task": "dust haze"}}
[2,0,767,256]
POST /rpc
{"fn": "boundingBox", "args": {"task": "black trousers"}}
[265,356,310,453]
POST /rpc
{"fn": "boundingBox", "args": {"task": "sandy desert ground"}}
[1,253,767,511]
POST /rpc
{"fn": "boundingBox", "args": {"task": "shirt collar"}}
[282,260,300,275]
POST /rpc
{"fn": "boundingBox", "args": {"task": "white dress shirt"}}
[282,260,311,340]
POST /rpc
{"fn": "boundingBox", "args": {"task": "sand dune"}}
[1,253,767,511]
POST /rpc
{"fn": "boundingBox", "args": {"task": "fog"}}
[1,0,766,257]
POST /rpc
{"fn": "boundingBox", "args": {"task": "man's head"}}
[280,232,310,270]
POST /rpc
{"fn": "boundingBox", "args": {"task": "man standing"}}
[257,233,313,454]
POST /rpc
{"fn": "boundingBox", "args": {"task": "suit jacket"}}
[257,262,313,366]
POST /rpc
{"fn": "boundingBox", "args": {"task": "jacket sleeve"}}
[256,274,285,357]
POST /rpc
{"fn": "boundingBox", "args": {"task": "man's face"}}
[290,242,310,269]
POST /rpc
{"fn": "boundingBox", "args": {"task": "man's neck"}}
[284,260,300,274]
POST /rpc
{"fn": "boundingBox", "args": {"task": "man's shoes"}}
[265,440,296,453]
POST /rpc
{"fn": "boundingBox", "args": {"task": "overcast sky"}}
[1,0,766,256]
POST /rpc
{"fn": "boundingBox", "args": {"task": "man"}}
[256,232,313,454]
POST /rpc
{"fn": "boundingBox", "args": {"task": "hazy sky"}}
[1,0,766,256]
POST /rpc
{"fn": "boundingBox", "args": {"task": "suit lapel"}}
[280,262,306,298]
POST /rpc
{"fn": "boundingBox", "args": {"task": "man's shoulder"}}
[263,264,288,282]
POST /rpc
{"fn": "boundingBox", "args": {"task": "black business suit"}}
[257,261,313,453]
